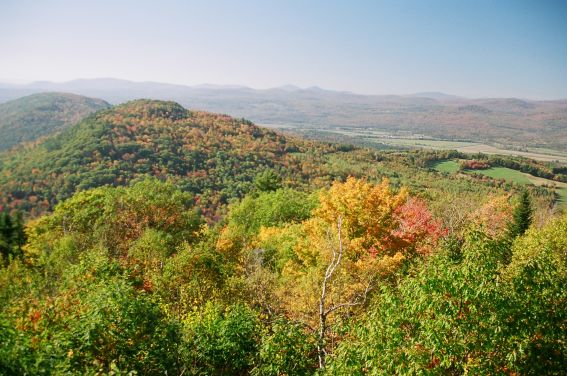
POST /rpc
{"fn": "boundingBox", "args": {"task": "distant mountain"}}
[0,92,110,151]
[406,92,462,101]
[273,84,302,92]
[1,79,566,151]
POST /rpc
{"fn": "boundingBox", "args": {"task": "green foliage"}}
[157,239,230,313]
[182,303,260,375]
[503,213,567,373]
[56,279,181,375]
[25,178,201,263]
[254,169,283,192]
[327,216,567,374]
[252,319,317,376]
[228,188,317,235]
[0,210,25,263]
[0,247,181,375]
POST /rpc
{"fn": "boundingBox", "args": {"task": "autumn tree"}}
[267,177,444,368]
[328,212,567,374]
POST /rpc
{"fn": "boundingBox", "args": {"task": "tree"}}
[0,211,25,263]
[182,303,260,375]
[273,177,444,369]
[316,215,375,368]
[252,319,317,376]
[254,169,283,192]
[509,190,533,238]
[328,213,567,374]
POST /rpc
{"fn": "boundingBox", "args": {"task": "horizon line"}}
[1,77,566,102]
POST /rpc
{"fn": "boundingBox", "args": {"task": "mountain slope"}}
[0,100,345,218]
[0,92,110,151]
[1,79,566,151]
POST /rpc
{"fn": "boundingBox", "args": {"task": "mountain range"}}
[1,78,566,151]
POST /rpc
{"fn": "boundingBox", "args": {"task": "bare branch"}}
[318,215,344,369]
[325,281,375,315]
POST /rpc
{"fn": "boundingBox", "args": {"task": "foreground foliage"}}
[0,175,564,375]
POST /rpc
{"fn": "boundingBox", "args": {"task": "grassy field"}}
[431,160,460,173]
[467,167,532,185]
[432,159,567,206]
[557,188,567,204]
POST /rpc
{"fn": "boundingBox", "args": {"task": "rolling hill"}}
[0,99,523,219]
[0,92,110,151]
[1,79,566,152]
[0,99,354,218]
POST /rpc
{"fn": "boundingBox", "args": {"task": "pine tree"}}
[509,190,533,238]
[0,211,25,262]
[254,169,282,192]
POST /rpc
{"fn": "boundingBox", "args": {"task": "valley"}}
[264,123,567,163]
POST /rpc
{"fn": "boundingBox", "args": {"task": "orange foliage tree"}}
[251,177,445,368]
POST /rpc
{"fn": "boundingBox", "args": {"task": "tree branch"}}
[325,281,375,316]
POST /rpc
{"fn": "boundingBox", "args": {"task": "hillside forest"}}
[0,99,565,375]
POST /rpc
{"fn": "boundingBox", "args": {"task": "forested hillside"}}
[1,176,564,374]
[2,99,540,220]
[0,92,110,151]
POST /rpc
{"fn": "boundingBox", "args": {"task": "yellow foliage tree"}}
[268,177,441,368]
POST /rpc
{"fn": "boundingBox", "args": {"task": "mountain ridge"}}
[1,98,523,219]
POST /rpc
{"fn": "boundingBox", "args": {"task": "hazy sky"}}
[1,0,566,99]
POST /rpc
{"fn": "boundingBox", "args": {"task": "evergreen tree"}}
[254,169,282,192]
[0,211,25,263]
[509,190,533,238]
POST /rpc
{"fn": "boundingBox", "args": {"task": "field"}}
[431,159,460,173]
[266,124,567,163]
[375,137,567,163]
[456,144,567,163]
[432,159,567,206]
[433,161,536,185]
[467,166,532,185]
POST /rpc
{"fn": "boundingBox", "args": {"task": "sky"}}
[1,0,566,99]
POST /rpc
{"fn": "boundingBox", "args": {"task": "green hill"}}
[0,99,363,217]
[0,92,110,151]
